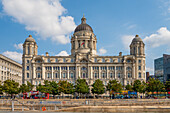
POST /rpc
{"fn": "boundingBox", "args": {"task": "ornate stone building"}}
[22,16,146,93]
[0,54,22,85]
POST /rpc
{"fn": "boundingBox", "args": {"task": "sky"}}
[0,0,170,75]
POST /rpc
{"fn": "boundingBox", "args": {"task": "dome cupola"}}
[74,15,93,33]
[25,35,35,42]
[132,35,143,42]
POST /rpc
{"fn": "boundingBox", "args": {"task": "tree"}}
[91,79,105,97]
[155,79,164,96]
[0,81,3,94]
[19,84,29,93]
[75,78,89,97]
[50,81,60,97]
[106,80,123,93]
[125,84,133,91]
[58,80,74,97]
[146,78,156,94]
[36,80,52,94]
[165,80,170,91]
[133,80,143,93]
[3,80,19,98]
[27,81,34,91]
[146,78,164,96]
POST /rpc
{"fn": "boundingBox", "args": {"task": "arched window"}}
[81,67,87,70]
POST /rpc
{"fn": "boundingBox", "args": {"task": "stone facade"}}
[0,54,22,84]
[22,16,146,95]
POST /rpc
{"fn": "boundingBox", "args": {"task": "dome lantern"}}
[74,15,93,33]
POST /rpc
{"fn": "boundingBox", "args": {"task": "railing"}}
[0,99,170,111]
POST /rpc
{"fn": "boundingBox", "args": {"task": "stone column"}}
[42,64,45,79]
[79,66,81,78]
[75,39,78,49]
[59,66,61,79]
[76,65,78,79]
[67,66,69,79]
[91,66,93,79]
[33,64,36,79]
[51,66,53,79]
[115,66,117,79]
[106,66,108,79]
[132,64,135,79]
[85,40,88,48]
[123,65,126,79]
[99,66,101,79]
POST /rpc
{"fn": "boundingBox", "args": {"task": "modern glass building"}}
[154,54,170,83]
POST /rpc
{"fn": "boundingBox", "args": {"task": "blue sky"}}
[0,0,170,74]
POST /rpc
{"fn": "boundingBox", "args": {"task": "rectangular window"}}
[27,73,29,78]
[138,60,141,63]
[118,58,121,63]
[55,73,58,78]
[138,72,141,78]
[110,58,113,63]
[27,60,29,63]
[37,73,41,78]
[71,58,74,63]
[70,73,74,78]
[102,58,105,62]
[47,73,51,78]
[128,73,131,78]
[63,58,66,62]
[118,73,121,78]
[55,58,58,62]
[63,73,66,78]
[110,73,113,78]
[48,58,51,63]
[94,58,97,63]
[27,66,29,70]
[138,66,141,70]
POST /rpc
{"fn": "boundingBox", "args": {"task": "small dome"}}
[25,35,35,42]
[74,15,93,33]
[132,35,143,42]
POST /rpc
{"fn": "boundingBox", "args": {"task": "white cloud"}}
[2,51,22,63]
[14,43,23,50]
[98,48,107,55]
[56,51,69,56]
[2,0,76,44]
[127,24,136,29]
[146,67,154,75]
[121,35,134,50]
[144,27,170,48]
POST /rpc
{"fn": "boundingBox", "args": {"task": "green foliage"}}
[132,80,143,93]
[165,80,170,91]
[146,78,164,94]
[27,81,34,91]
[36,80,52,94]
[75,78,89,94]
[3,80,19,95]
[91,79,105,95]
[19,84,29,93]
[58,80,74,94]
[125,84,133,91]
[50,81,60,96]
[106,80,122,92]
[141,81,147,94]
[0,81,3,94]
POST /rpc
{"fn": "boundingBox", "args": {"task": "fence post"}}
[11,100,14,111]
[22,101,24,111]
